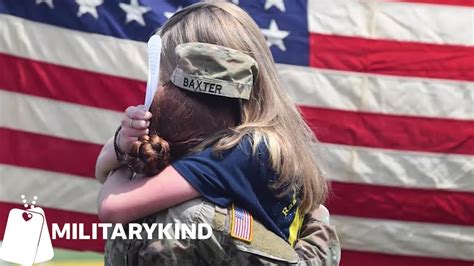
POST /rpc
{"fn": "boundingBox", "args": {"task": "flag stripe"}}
[0,202,104,252]
[341,250,474,266]
[301,106,474,155]
[278,65,474,121]
[0,165,100,214]
[322,144,474,192]
[0,14,147,81]
[328,181,474,226]
[0,128,100,178]
[0,90,121,145]
[0,53,143,112]
[309,33,474,81]
[332,215,474,260]
[308,0,474,45]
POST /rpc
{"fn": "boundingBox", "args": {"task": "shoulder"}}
[221,134,268,158]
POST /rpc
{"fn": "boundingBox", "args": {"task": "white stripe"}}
[0,90,121,145]
[332,215,474,261]
[0,165,100,214]
[277,64,474,121]
[3,15,473,121]
[308,0,474,46]
[321,144,474,192]
[1,88,472,192]
[0,14,147,81]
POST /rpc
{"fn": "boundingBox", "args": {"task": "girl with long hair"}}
[95,2,339,265]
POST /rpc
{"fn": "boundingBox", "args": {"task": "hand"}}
[118,105,152,154]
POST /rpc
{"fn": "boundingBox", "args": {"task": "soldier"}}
[104,198,340,266]
[95,2,340,265]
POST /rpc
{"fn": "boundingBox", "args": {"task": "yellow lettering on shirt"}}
[288,207,304,247]
[282,191,298,217]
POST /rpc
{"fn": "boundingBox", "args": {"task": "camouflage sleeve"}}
[105,200,341,266]
[294,205,341,266]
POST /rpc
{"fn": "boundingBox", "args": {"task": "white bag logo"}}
[0,196,54,265]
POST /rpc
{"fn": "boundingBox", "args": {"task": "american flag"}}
[230,206,253,242]
[0,0,473,265]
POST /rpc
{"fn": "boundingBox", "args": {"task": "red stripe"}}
[342,250,474,266]
[0,53,144,112]
[0,202,104,252]
[0,128,100,178]
[392,0,474,7]
[300,106,474,155]
[309,33,474,81]
[328,182,474,226]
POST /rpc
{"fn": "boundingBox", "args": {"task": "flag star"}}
[164,6,182,19]
[76,0,103,19]
[120,0,151,26]
[261,19,290,51]
[36,0,54,9]
[264,0,286,12]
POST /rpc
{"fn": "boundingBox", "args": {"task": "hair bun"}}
[127,134,171,176]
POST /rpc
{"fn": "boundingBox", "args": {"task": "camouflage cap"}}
[170,42,258,100]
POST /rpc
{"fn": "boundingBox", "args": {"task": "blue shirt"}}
[172,137,302,243]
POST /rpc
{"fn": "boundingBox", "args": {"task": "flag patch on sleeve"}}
[230,204,253,242]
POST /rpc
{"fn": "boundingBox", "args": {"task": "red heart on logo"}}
[22,212,32,222]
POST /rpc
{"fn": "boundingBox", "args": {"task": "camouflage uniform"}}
[105,198,340,266]
[105,42,340,265]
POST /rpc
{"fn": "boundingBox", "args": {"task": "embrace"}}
[95,2,340,266]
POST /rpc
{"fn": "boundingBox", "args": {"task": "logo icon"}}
[0,195,54,265]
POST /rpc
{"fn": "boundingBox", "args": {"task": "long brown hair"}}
[127,82,240,176]
[156,2,329,212]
